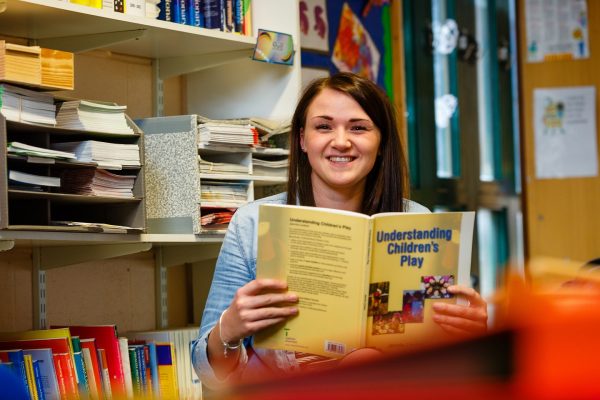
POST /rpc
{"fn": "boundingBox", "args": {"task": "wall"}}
[518,0,600,262]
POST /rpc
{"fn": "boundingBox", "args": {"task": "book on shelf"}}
[129,327,202,400]
[51,325,126,398]
[0,83,56,126]
[0,349,29,396]
[22,348,61,400]
[79,338,103,400]
[23,354,40,400]
[118,337,134,399]
[7,141,77,160]
[8,170,61,188]
[55,99,135,135]
[254,204,475,358]
[0,41,41,86]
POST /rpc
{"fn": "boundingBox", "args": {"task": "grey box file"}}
[136,115,201,234]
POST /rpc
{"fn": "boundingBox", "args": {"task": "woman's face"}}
[301,88,381,196]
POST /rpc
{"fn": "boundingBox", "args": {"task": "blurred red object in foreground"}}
[217,273,600,400]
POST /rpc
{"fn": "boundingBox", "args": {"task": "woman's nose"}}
[331,128,351,149]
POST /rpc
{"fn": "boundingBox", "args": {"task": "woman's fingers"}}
[432,285,488,336]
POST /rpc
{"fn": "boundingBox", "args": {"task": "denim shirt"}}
[191,192,430,389]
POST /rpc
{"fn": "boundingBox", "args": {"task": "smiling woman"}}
[192,72,488,391]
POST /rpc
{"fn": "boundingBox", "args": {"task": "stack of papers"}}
[200,207,236,230]
[198,123,256,146]
[8,169,60,189]
[252,156,289,177]
[51,140,140,169]
[55,99,135,135]
[60,168,136,198]
[199,156,249,175]
[0,41,41,85]
[201,181,248,206]
[0,83,56,126]
[7,141,76,160]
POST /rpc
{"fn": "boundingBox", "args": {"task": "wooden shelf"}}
[8,189,142,204]
[0,0,256,58]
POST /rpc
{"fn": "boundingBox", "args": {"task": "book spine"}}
[118,338,133,399]
[135,346,147,394]
[171,0,183,23]
[51,354,68,400]
[158,0,172,21]
[242,0,252,36]
[81,348,100,400]
[57,353,79,400]
[24,354,39,400]
[7,350,30,398]
[73,351,90,396]
[32,359,46,400]
[96,349,112,399]
[203,0,220,29]
[185,0,202,27]
[147,342,160,397]
[127,348,141,397]
[224,0,234,32]
[234,0,242,33]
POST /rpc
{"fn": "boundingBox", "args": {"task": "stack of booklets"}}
[198,122,257,146]
[0,83,57,126]
[0,41,42,86]
[51,140,140,169]
[7,141,76,161]
[252,156,289,177]
[8,169,60,190]
[200,181,248,207]
[40,48,74,90]
[60,168,136,198]
[199,155,250,175]
[55,100,135,135]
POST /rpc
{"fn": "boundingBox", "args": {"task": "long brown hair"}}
[286,72,410,215]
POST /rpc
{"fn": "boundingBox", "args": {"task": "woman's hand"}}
[219,278,299,344]
[432,285,488,336]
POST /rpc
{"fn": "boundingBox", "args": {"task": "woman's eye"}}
[350,125,368,131]
[316,124,331,130]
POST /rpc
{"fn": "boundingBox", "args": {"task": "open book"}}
[255,204,475,358]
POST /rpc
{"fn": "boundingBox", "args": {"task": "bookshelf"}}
[0,0,301,335]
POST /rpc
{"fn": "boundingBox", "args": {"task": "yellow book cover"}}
[255,204,475,358]
[69,0,102,8]
[23,354,39,400]
[156,342,179,399]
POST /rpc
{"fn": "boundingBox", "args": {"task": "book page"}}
[366,212,474,353]
[255,205,371,357]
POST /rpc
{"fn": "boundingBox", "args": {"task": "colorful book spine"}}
[54,353,79,400]
[96,349,112,399]
[79,339,103,400]
[135,346,147,395]
[147,342,160,397]
[4,350,29,397]
[185,0,202,27]
[155,343,178,399]
[128,347,142,397]
[81,348,100,400]
[72,351,89,395]
[242,0,252,36]
[23,349,61,400]
[24,354,39,400]
[234,0,243,33]
[32,359,46,400]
